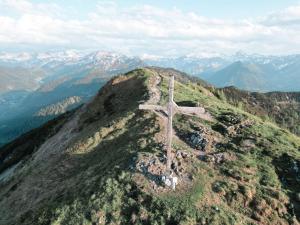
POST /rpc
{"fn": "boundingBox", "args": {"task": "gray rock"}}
[296,193,300,202]
[149,158,156,166]
[162,174,178,190]
[188,131,208,150]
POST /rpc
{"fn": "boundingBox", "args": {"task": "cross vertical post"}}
[139,74,213,177]
[166,75,174,172]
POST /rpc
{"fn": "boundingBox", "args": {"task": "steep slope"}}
[0,68,299,225]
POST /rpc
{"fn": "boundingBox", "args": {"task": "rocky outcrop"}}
[213,112,254,136]
[35,96,82,117]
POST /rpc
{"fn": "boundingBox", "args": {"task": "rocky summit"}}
[0,67,300,225]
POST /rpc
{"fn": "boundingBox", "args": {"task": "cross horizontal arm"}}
[139,104,167,111]
[174,105,214,122]
[176,106,205,115]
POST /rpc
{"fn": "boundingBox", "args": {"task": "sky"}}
[0,0,300,56]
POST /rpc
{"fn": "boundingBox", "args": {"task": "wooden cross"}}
[139,75,213,173]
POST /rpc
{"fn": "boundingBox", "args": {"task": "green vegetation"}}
[0,68,299,225]
[218,86,300,136]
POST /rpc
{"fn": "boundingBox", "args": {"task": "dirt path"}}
[145,71,162,104]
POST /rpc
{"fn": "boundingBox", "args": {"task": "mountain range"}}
[0,68,299,225]
[146,52,300,92]
[1,50,300,146]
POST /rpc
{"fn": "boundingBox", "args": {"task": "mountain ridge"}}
[0,68,299,225]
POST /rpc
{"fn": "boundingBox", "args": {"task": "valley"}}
[0,51,144,145]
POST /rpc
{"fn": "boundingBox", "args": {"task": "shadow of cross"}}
[139,75,213,173]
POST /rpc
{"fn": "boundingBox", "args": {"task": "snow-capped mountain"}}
[1,50,300,93]
[0,50,143,92]
[0,50,142,69]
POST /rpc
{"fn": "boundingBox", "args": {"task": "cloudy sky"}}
[0,0,300,56]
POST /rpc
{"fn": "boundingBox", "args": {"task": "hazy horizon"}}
[0,49,300,59]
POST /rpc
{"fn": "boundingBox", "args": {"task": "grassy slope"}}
[0,68,299,225]
[216,87,300,136]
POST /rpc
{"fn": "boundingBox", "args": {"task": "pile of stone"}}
[135,155,181,190]
[218,112,243,126]
[187,131,208,151]
[214,112,254,136]
[214,119,254,136]
[161,174,178,190]
[136,157,160,174]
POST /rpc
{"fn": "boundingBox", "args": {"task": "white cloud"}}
[0,0,62,16]
[1,0,33,13]
[262,5,300,26]
[0,0,300,55]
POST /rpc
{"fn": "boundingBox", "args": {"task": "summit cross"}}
[139,75,213,173]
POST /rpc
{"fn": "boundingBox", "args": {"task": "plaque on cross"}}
[139,75,213,173]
